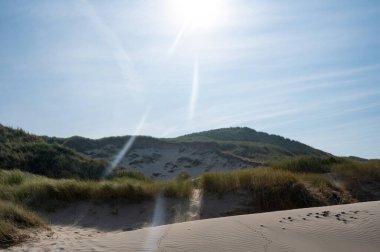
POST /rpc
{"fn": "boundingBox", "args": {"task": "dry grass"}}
[201,168,326,211]
[0,169,194,246]
[273,156,346,173]
[201,168,299,192]
[160,179,193,198]
[331,161,380,200]
[332,160,380,182]
[299,173,350,204]
[0,169,193,211]
[0,200,46,247]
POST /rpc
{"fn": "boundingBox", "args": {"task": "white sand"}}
[7,201,380,252]
[92,146,254,180]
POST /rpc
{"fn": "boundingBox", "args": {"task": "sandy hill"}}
[45,127,329,179]
[0,124,332,180]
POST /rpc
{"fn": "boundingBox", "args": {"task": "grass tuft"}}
[273,156,346,173]
[332,160,380,182]
[107,168,150,181]
[201,168,323,211]
[0,200,45,247]
[161,179,193,198]
[0,169,193,211]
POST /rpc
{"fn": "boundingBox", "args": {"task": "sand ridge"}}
[6,201,380,252]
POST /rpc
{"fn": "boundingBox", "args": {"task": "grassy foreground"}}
[0,170,193,210]
[0,169,192,247]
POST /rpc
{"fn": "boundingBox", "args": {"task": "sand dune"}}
[104,146,254,180]
[6,201,380,252]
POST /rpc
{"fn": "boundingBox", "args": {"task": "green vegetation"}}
[200,158,380,211]
[201,168,296,193]
[273,156,346,173]
[0,125,106,179]
[0,169,192,211]
[0,169,193,246]
[273,156,379,185]
[201,168,341,211]
[108,168,150,181]
[331,160,380,201]
[160,179,193,198]
[0,200,46,247]
[0,168,192,247]
[332,160,380,183]
[46,135,162,158]
[46,126,331,165]
[177,127,327,160]
[47,135,129,154]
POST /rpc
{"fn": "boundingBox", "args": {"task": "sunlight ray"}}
[102,109,150,177]
[168,23,188,55]
[143,194,167,250]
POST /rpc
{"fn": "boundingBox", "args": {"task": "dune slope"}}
[6,201,380,252]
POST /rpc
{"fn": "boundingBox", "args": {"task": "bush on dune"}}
[0,142,106,179]
[0,125,106,180]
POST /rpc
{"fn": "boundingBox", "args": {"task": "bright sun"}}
[167,0,226,31]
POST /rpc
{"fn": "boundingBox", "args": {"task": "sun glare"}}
[167,0,226,31]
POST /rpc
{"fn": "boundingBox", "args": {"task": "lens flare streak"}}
[103,110,149,177]
[143,194,167,251]
[188,188,202,220]
[168,23,188,55]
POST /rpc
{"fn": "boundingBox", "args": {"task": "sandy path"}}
[6,201,380,252]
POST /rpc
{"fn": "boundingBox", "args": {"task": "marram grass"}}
[0,200,46,247]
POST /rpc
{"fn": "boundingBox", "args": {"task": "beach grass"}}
[0,200,46,247]
[201,168,328,211]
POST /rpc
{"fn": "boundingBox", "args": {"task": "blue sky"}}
[1,0,379,158]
